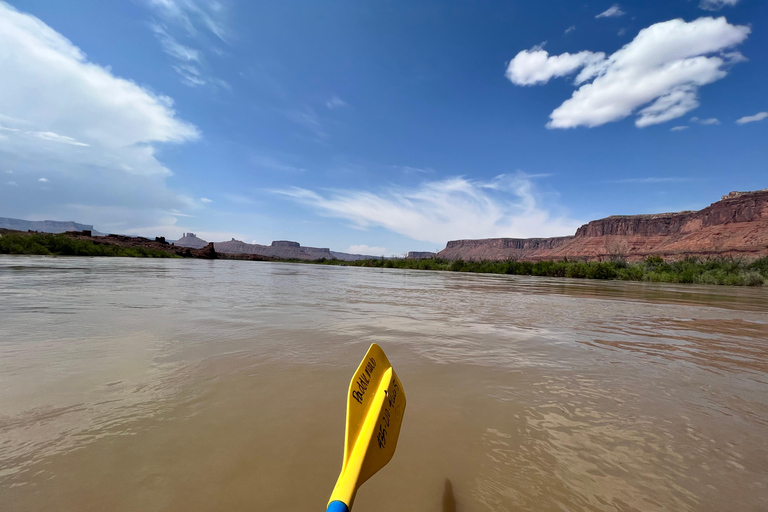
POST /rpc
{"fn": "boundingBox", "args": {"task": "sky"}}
[0,0,766,256]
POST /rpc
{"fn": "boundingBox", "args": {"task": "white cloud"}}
[699,0,739,11]
[565,25,576,34]
[0,2,202,236]
[596,4,625,18]
[38,177,48,182]
[0,2,199,173]
[5,170,13,173]
[506,17,750,128]
[736,112,768,124]
[326,96,349,109]
[349,244,388,255]
[690,116,720,125]
[506,49,606,86]
[275,174,582,245]
[5,181,17,186]
[200,197,212,203]
[670,125,689,131]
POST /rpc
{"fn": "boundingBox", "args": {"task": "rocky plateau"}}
[437,189,768,262]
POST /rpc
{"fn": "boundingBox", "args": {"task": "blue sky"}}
[0,0,766,255]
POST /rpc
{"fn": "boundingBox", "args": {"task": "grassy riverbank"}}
[0,233,180,258]
[307,255,768,286]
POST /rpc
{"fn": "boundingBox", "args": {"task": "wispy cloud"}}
[565,25,576,34]
[392,165,433,174]
[5,181,17,186]
[670,125,689,132]
[251,153,306,173]
[31,130,90,146]
[596,4,625,18]
[274,174,582,244]
[736,111,768,124]
[144,2,230,89]
[283,107,327,138]
[326,96,349,109]
[150,23,200,62]
[38,177,49,182]
[200,197,212,203]
[690,116,720,125]
[699,0,740,11]
[144,0,231,43]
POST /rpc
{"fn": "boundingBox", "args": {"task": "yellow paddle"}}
[326,343,407,512]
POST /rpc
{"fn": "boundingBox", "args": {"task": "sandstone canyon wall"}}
[437,190,768,262]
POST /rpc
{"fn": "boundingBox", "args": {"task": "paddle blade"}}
[357,365,405,486]
[329,343,406,509]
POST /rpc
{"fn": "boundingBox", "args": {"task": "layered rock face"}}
[437,189,768,262]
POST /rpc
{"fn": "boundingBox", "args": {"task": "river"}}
[1,256,767,511]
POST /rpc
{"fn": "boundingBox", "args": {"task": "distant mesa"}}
[407,251,436,259]
[0,217,104,236]
[437,189,768,262]
[174,232,208,249]
[173,235,379,261]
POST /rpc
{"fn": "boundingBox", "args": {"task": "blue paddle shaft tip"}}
[327,501,349,512]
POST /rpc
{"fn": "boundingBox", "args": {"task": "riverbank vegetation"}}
[306,255,768,286]
[0,233,179,258]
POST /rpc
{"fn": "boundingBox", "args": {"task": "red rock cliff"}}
[437,189,768,262]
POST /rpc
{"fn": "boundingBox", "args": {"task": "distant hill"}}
[0,217,104,235]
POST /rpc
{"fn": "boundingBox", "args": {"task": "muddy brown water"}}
[1,256,767,512]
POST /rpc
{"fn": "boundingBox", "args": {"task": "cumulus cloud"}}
[0,2,201,236]
[736,112,768,124]
[699,0,740,11]
[596,4,625,18]
[506,17,750,128]
[349,245,388,256]
[275,174,582,245]
[0,2,199,172]
[506,48,606,86]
